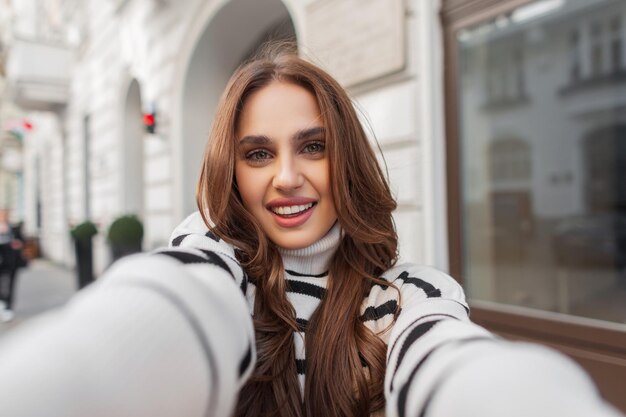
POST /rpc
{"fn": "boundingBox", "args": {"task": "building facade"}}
[3,0,626,412]
[7,0,448,277]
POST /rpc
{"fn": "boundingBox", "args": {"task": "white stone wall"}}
[23,113,69,264]
[60,0,189,271]
[349,0,448,267]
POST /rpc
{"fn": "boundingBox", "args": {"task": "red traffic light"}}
[143,112,156,134]
[143,113,155,126]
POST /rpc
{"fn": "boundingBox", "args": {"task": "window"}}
[455,1,626,323]
[590,21,604,77]
[489,139,531,183]
[485,43,526,105]
[443,1,626,411]
[610,17,623,73]
[569,30,581,82]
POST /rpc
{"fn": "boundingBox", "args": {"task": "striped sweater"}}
[168,213,476,402]
[162,213,619,417]
[0,212,620,417]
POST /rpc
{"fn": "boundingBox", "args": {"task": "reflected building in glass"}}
[456,0,626,323]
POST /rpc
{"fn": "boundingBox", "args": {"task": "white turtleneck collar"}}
[278,222,342,277]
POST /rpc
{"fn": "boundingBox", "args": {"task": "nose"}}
[272,155,304,191]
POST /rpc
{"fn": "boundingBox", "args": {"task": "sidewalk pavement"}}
[0,259,77,339]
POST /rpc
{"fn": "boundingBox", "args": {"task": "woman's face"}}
[235,81,337,250]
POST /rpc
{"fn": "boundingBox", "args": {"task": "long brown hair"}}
[197,45,398,417]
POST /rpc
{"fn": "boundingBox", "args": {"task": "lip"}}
[266,197,317,228]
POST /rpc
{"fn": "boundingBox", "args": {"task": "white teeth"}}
[272,203,314,215]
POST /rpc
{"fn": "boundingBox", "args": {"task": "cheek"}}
[235,164,262,210]
[315,163,333,199]
[311,164,337,216]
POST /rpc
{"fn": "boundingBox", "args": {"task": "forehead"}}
[237,81,322,137]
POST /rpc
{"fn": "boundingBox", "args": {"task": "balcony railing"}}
[5,37,72,111]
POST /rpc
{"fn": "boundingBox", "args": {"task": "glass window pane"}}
[457,0,626,324]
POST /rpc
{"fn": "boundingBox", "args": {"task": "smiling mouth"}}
[270,202,316,217]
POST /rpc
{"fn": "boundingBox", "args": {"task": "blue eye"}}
[303,142,325,154]
[246,150,272,161]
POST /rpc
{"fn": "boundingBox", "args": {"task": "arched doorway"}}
[177,0,296,218]
[122,79,145,216]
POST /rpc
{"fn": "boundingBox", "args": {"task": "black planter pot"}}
[110,242,142,263]
[74,239,94,289]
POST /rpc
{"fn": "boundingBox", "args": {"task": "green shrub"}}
[70,221,98,241]
[107,215,143,246]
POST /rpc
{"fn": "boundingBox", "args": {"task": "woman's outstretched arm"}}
[0,215,255,417]
[383,265,622,417]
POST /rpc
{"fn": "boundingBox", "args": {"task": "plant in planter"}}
[70,220,98,289]
[70,221,97,242]
[107,215,143,262]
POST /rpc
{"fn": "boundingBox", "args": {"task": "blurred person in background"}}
[0,45,622,417]
[0,208,24,323]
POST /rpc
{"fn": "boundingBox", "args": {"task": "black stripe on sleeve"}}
[296,318,309,332]
[396,336,493,417]
[285,269,328,278]
[198,250,233,277]
[398,271,442,298]
[219,252,249,291]
[171,234,189,247]
[360,299,398,322]
[158,250,214,265]
[388,314,460,362]
[390,320,442,391]
[240,272,248,294]
[205,230,221,242]
[453,299,470,314]
[238,345,252,377]
[286,280,327,299]
[157,250,235,280]
[296,359,306,375]
[370,271,442,298]
[125,281,221,417]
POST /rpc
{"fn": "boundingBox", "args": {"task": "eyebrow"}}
[294,126,325,141]
[238,126,325,146]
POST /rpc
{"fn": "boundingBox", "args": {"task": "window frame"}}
[441,0,626,411]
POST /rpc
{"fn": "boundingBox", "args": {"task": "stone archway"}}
[177,0,296,218]
[121,79,145,216]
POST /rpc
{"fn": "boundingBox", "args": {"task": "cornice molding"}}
[441,0,532,26]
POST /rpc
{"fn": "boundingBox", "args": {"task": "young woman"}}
[0,48,621,417]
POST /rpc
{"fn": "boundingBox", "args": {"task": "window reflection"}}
[611,17,623,73]
[457,0,626,323]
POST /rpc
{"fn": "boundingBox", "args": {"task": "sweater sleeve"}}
[384,264,622,417]
[0,213,255,417]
